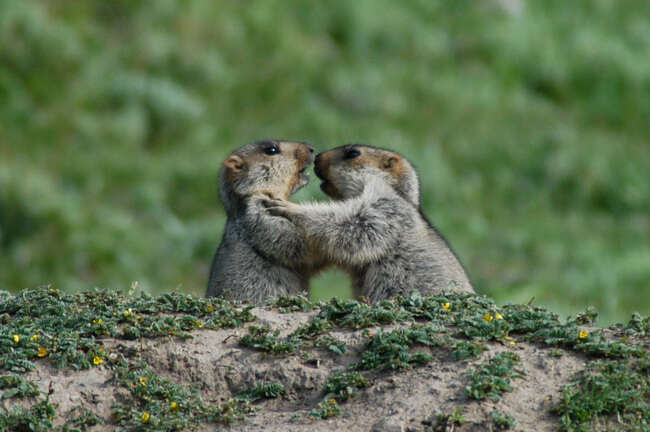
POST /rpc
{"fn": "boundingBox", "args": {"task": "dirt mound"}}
[1,289,648,431]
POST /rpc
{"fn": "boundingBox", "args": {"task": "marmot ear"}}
[383,154,401,170]
[223,155,245,173]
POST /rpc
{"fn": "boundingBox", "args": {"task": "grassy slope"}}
[0,1,649,324]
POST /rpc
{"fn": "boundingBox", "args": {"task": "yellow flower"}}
[30,334,40,342]
[37,347,48,357]
[483,313,494,323]
[12,335,20,343]
[139,377,148,386]
[197,322,204,328]
[93,356,104,365]
[495,313,504,320]
[170,401,179,411]
[509,341,516,346]
[442,302,451,312]
[141,412,151,423]
[578,330,589,339]
[206,305,214,313]
[123,308,133,318]
[93,318,103,325]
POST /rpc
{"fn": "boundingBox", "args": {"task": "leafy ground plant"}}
[554,358,650,432]
[465,352,523,401]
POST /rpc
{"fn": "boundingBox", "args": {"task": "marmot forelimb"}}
[263,144,475,302]
[206,140,323,304]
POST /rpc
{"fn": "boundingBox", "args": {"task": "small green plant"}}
[0,374,40,398]
[112,362,254,430]
[239,326,301,354]
[354,325,445,371]
[273,296,315,313]
[423,407,467,431]
[0,400,56,432]
[452,340,487,360]
[324,372,370,402]
[240,382,285,401]
[491,410,516,429]
[554,358,650,432]
[64,405,105,429]
[315,335,347,355]
[309,398,341,419]
[465,352,523,401]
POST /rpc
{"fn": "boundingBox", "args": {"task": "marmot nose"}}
[305,143,315,153]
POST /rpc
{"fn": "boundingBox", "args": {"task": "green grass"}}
[1,1,650,324]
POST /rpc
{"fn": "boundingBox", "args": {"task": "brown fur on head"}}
[315,144,420,204]
[220,140,315,214]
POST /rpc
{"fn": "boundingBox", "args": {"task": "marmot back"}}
[206,140,323,304]
[263,144,474,302]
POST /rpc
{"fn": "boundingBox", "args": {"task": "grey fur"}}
[206,140,323,304]
[264,144,475,303]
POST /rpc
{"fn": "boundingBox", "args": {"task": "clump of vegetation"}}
[491,410,517,430]
[465,352,523,401]
[554,358,650,432]
[0,400,56,432]
[272,296,315,313]
[452,340,487,360]
[0,374,40,399]
[622,312,650,338]
[354,326,445,371]
[315,335,347,355]
[65,406,105,430]
[239,326,301,355]
[309,398,341,419]
[422,407,467,431]
[310,298,413,331]
[324,372,370,402]
[112,362,254,430]
[240,382,286,402]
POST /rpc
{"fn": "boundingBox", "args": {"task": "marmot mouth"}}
[320,180,342,199]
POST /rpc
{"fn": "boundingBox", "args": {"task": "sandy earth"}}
[11,307,589,431]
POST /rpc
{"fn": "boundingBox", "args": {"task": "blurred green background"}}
[1,0,649,325]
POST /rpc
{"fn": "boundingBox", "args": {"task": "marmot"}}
[263,144,475,302]
[206,140,324,304]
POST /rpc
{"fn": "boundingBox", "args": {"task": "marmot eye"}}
[264,146,280,155]
[343,149,361,160]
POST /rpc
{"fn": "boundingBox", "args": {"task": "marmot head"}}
[220,140,315,214]
[314,144,419,205]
